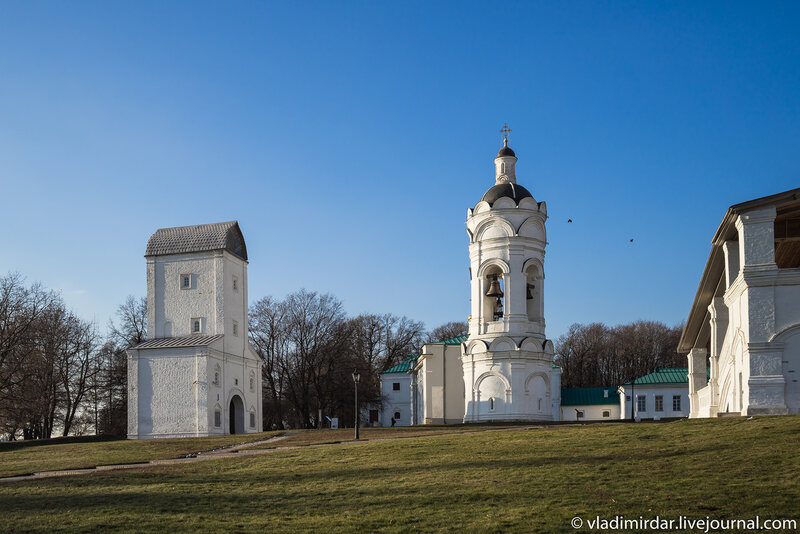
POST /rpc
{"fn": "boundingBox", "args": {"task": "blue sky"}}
[1,2,799,340]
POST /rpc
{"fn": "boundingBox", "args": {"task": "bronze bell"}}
[526,284,535,300]
[493,297,504,321]
[485,276,503,298]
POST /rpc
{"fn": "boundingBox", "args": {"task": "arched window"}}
[489,397,495,411]
[483,267,505,323]
[214,405,222,427]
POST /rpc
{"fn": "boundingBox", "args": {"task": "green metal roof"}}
[561,387,619,406]
[380,355,419,374]
[429,334,469,345]
[625,368,690,386]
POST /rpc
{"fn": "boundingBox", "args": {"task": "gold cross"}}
[500,123,511,141]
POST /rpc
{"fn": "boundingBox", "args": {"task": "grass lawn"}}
[0,431,281,478]
[1,417,799,532]
[257,423,533,448]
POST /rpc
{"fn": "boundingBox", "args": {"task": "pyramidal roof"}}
[145,221,247,261]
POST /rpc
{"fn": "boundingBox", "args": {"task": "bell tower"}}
[461,126,561,422]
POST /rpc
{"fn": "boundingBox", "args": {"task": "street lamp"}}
[352,369,360,440]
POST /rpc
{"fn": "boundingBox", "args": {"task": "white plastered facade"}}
[380,371,412,427]
[128,223,262,438]
[682,190,800,417]
[461,141,561,422]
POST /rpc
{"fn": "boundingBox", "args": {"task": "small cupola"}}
[494,125,518,184]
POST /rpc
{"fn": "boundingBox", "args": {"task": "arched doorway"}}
[229,395,244,434]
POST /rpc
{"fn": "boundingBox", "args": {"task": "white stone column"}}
[736,206,777,272]
[687,348,707,418]
[146,261,156,340]
[746,344,788,415]
[722,240,740,288]
[707,297,728,409]
[127,350,139,438]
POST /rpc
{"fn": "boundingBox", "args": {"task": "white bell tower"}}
[461,126,561,422]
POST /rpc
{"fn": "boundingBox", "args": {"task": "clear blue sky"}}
[1,2,799,340]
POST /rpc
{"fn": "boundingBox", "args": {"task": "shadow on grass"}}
[0,434,122,453]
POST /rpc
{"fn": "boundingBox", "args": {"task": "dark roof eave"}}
[678,187,800,353]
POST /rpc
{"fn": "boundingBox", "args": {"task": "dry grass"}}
[1,417,799,532]
[0,431,281,478]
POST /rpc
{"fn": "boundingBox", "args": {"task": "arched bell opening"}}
[524,263,544,323]
[482,265,505,323]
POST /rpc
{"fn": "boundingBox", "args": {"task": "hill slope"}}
[1,417,799,532]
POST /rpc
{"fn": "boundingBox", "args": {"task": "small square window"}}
[392,382,400,391]
[394,411,401,420]
[191,318,203,334]
[181,274,191,289]
[232,320,239,337]
[576,410,585,418]
[602,411,610,418]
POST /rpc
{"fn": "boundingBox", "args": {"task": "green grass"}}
[1,417,799,532]
[0,431,280,478]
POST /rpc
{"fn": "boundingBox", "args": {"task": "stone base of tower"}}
[461,346,562,423]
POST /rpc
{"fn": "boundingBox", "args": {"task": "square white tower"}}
[127,221,262,439]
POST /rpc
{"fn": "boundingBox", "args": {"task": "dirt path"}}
[0,433,295,483]
[0,425,567,483]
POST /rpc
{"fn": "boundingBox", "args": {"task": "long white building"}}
[680,188,800,417]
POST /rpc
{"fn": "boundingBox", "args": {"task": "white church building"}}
[127,221,262,439]
[381,135,562,423]
[462,136,560,422]
[680,188,800,417]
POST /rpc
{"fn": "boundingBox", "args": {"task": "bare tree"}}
[109,296,147,348]
[555,321,684,388]
[59,320,98,436]
[249,296,290,429]
[426,321,469,345]
[281,289,346,428]
[0,273,56,402]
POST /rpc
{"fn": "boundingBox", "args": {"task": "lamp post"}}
[352,369,360,440]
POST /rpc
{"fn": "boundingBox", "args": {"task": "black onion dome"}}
[496,145,516,158]
[481,182,533,206]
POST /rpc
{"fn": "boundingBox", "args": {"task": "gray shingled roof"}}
[131,334,223,350]
[145,221,247,261]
